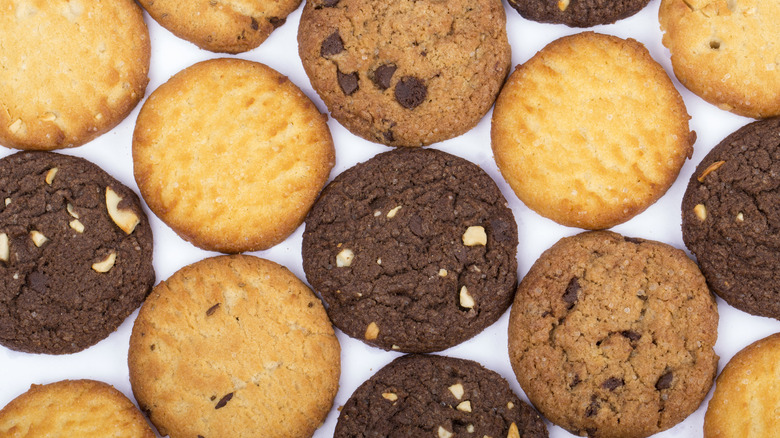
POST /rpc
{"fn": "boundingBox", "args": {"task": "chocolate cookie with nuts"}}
[302,148,518,352]
[506,0,651,27]
[0,151,154,354]
[336,354,548,438]
[682,118,780,319]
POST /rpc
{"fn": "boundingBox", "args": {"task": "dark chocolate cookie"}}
[506,0,651,27]
[297,0,511,147]
[302,149,518,352]
[0,151,154,354]
[335,354,548,438]
[682,117,780,320]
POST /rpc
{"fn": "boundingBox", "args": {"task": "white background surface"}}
[1,0,779,437]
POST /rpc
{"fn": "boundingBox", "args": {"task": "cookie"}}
[704,332,780,438]
[506,0,650,27]
[681,118,780,319]
[137,0,299,53]
[0,151,154,354]
[297,0,510,147]
[133,58,334,253]
[336,354,548,438]
[128,255,340,438]
[0,379,155,438]
[659,0,780,118]
[302,148,518,353]
[0,0,150,151]
[508,231,719,438]
[492,32,695,230]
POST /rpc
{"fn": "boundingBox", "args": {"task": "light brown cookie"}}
[0,0,150,151]
[704,333,780,438]
[138,0,300,54]
[128,255,340,438]
[508,231,719,438]
[492,32,695,230]
[133,58,334,253]
[0,379,154,438]
[659,0,780,118]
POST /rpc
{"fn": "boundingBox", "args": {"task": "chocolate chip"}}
[268,17,285,28]
[215,392,234,409]
[624,236,643,244]
[656,371,673,390]
[408,215,424,236]
[394,76,427,109]
[210,395,216,401]
[150,344,155,351]
[383,130,395,143]
[371,64,397,90]
[320,31,344,57]
[206,303,220,316]
[490,218,512,242]
[562,277,580,309]
[250,17,259,30]
[621,330,641,342]
[585,396,599,417]
[570,374,581,388]
[198,436,205,438]
[337,71,359,95]
[317,0,339,7]
[308,301,314,308]
[601,377,624,391]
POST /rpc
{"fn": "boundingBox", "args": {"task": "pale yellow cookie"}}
[0,0,150,150]
[133,58,335,253]
[0,380,155,438]
[492,32,695,230]
[659,0,780,118]
[704,332,780,438]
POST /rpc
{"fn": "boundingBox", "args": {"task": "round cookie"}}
[0,379,155,438]
[133,58,334,253]
[506,0,651,27]
[297,0,511,147]
[508,231,719,438]
[336,354,548,438]
[0,0,150,151]
[302,148,518,353]
[128,255,340,438]
[681,118,780,320]
[0,151,154,354]
[659,0,780,118]
[137,0,300,54]
[492,32,695,230]
[704,333,780,438]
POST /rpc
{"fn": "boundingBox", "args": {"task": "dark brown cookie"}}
[0,151,154,354]
[297,0,511,147]
[335,354,548,438]
[302,148,518,353]
[506,0,651,27]
[682,118,780,320]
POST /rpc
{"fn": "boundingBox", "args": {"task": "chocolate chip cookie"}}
[682,118,780,319]
[0,151,155,354]
[508,231,718,438]
[506,0,651,27]
[302,148,518,352]
[336,354,548,438]
[298,0,511,146]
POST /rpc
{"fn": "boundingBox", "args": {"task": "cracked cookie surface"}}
[508,231,718,438]
[302,149,518,352]
[682,118,780,319]
[0,151,154,354]
[128,255,340,438]
[506,0,650,27]
[297,0,511,146]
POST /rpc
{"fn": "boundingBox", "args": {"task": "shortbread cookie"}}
[128,255,340,438]
[704,333,780,438]
[0,151,154,354]
[682,118,780,319]
[302,148,518,352]
[137,0,300,53]
[298,0,510,146]
[336,354,548,438]
[133,58,334,253]
[507,0,651,27]
[492,32,695,230]
[508,231,718,438]
[0,380,154,438]
[0,0,150,150]
[659,0,780,118]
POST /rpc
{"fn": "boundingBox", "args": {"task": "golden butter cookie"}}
[138,0,300,53]
[128,255,340,438]
[0,379,155,438]
[133,58,335,253]
[492,32,695,230]
[704,333,780,438]
[659,0,780,118]
[0,0,150,151]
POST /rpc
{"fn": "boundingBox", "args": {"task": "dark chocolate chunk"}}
[624,236,643,244]
[585,396,600,417]
[382,130,395,143]
[621,330,641,342]
[601,377,624,391]
[317,0,340,7]
[563,277,580,309]
[337,70,359,95]
[394,76,427,109]
[570,374,581,388]
[206,303,221,316]
[655,371,673,390]
[215,392,234,409]
[371,64,397,90]
[320,31,344,57]
[250,17,259,30]
[268,16,285,28]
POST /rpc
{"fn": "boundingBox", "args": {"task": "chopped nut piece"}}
[336,248,355,267]
[391,345,400,350]
[8,119,22,133]
[462,226,487,246]
[438,426,454,438]
[30,230,48,247]
[507,401,515,409]
[457,400,472,412]
[557,0,570,10]
[507,422,520,438]
[106,187,140,234]
[438,269,447,277]
[0,233,8,262]
[466,424,475,433]
[39,112,57,122]
[66,203,79,218]
[4,198,10,206]
[381,392,398,401]
[365,322,379,340]
[92,252,116,273]
[387,205,402,218]
[95,113,103,120]
[377,258,382,265]
[374,210,381,217]
[460,286,475,308]
[697,160,725,182]
[736,212,744,222]
[45,167,58,185]
[694,204,707,221]
[69,219,85,233]
[448,383,464,400]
